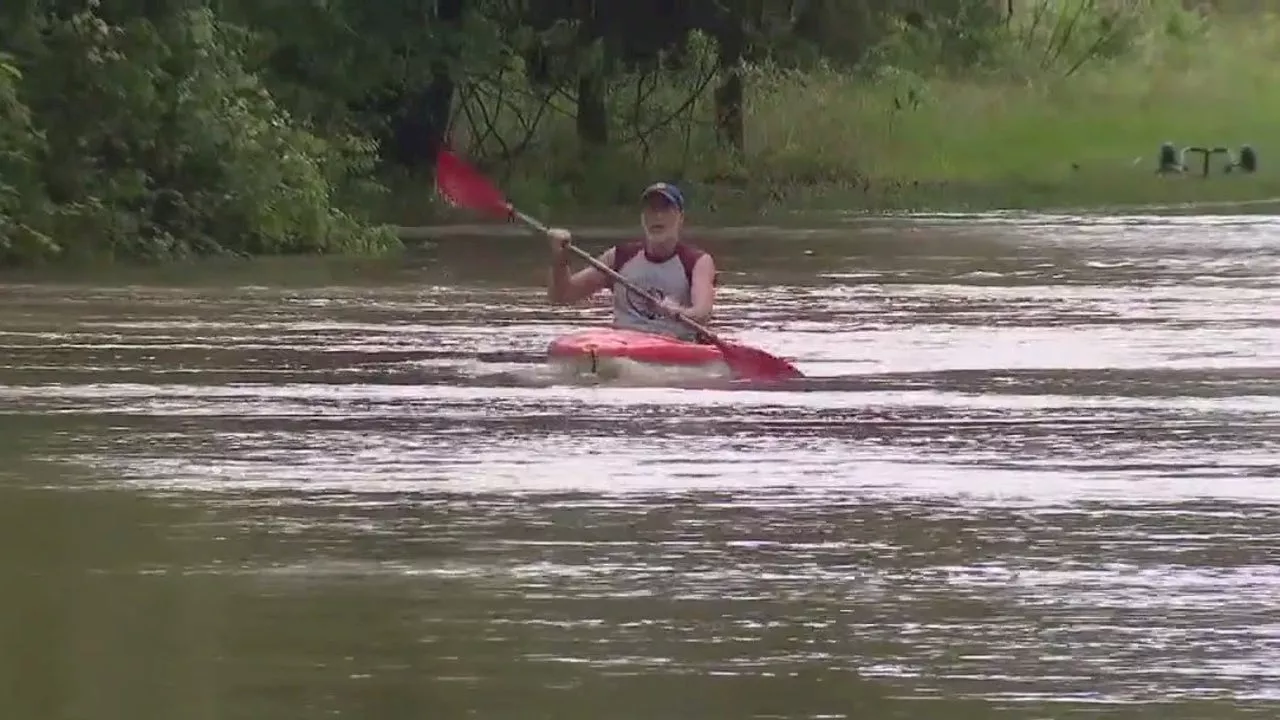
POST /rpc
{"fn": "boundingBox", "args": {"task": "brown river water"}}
[1,212,1278,719]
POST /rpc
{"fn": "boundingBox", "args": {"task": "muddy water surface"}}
[1,213,1278,719]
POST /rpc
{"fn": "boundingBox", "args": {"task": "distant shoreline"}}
[394,196,1280,242]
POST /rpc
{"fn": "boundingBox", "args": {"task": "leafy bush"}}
[0,2,396,266]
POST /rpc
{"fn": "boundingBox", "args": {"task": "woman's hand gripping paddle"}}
[433,149,804,382]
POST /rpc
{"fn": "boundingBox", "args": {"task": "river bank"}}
[380,8,1280,227]
[3,3,1275,267]
[393,179,1280,237]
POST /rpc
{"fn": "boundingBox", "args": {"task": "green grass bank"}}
[391,4,1280,227]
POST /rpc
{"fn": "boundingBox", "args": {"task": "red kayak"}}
[547,327,733,379]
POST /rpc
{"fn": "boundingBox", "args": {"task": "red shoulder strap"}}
[610,241,718,287]
[675,242,717,286]
[610,241,644,273]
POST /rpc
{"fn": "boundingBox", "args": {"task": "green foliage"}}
[0,0,1274,255]
[0,0,396,266]
[440,0,1190,182]
[0,52,56,261]
[422,1,1280,220]
[848,0,1200,80]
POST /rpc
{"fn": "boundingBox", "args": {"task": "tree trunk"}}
[576,74,608,148]
[712,11,745,152]
[397,0,463,170]
[574,0,608,149]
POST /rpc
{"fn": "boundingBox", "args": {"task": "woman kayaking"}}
[545,182,717,343]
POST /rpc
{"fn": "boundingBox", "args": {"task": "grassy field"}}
[386,3,1280,226]
[743,7,1280,214]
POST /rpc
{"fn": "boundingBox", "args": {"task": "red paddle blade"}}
[719,343,804,382]
[435,148,513,220]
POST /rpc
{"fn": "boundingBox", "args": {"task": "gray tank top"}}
[609,241,707,341]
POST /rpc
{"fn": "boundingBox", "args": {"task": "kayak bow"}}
[548,327,734,380]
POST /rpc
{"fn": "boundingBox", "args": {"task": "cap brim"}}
[641,189,681,208]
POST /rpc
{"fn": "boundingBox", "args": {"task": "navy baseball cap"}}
[641,182,685,211]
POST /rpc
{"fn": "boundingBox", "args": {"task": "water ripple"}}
[2,216,1279,716]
